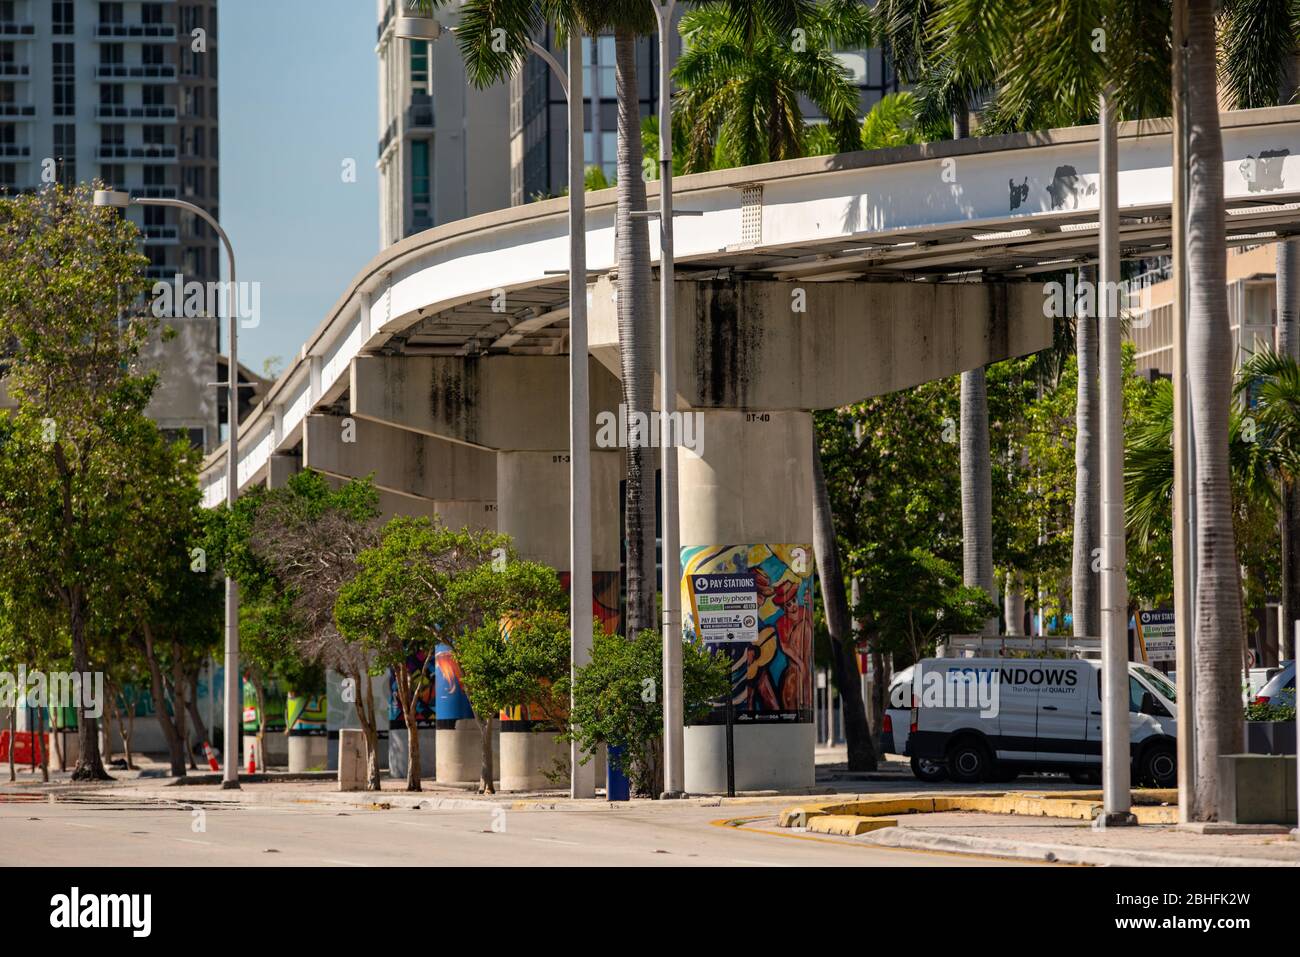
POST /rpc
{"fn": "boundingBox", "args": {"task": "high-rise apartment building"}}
[376,0,510,246]
[376,3,900,238]
[0,0,224,450]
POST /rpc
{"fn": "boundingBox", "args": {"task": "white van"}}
[905,658,1177,786]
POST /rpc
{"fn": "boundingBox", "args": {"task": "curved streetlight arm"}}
[525,37,569,98]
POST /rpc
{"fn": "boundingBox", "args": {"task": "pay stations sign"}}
[693,573,760,645]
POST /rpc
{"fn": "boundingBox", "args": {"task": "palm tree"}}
[673,1,870,173]
[440,0,811,638]
[1183,0,1245,819]
[811,428,876,771]
[1220,0,1300,657]
[875,0,999,632]
[1072,266,1100,636]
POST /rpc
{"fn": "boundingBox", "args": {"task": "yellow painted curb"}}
[805,815,898,837]
[778,789,1179,830]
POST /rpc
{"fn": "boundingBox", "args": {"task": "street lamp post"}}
[1097,87,1135,826]
[649,0,684,799]
[394,16,596,799]
[93,188,242,789]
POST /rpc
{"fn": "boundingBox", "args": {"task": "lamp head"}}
[93,189,131,208]
[395,16,443,41]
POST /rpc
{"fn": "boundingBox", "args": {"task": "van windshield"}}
[1136,665,1176,704]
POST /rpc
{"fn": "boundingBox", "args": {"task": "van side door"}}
[1033,661,1091,765]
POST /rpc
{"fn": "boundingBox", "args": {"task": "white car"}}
[906,658,1178,787]
[1255,662,1296,708]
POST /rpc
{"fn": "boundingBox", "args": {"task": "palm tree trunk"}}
[953,111,996,633]
[1073,265,1101,637]
[811,432,876,771]
[1005,570,1025,635]
[960,368,997,633]
[614,31,656,636]
[1186,1,1245,821]
[1277,240,1300,658]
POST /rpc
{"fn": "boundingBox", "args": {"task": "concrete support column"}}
[267,451,301,490]
[678,410,817,794]
[494,449,621,792]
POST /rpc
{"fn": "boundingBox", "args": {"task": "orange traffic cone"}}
[246,745,256,774]
[202,741,219,772]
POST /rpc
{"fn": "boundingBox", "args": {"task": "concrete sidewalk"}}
[859,812,1300,867]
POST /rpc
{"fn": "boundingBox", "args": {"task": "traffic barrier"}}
[0,731,45,766]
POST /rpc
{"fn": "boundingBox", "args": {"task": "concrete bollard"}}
[338,729,368,791]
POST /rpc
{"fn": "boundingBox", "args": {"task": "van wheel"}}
[910,756,948,783]
[1139,743,1176,788]
[947,737,992,783]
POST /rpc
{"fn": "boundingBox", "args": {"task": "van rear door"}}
[1032,660,1090,764]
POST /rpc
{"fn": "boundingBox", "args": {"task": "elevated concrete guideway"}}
[202,104,1300,505]
[202,106,1300,793]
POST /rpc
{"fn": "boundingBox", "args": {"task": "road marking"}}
[321,858,364,867]
[64,822,95,829]
[531,837,581,846]
[176,838,211,846]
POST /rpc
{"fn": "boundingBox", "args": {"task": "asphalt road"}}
[0,792,1038,867]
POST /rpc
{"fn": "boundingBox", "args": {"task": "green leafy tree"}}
[0,183,154,780]
[433,550,568,792]
[569,628,728,797]
[456,607,572,781]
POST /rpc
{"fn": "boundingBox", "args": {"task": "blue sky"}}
[219,0,379,378]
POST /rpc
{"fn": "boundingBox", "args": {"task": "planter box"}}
[1219,754,1298,825]
[1245,720,1297,755]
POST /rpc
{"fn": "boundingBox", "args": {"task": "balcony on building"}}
[0,143,30,158]
[0,20,35,38]
[405,95,434,133]
[94,22,178,42]
[141,224,179,245]
[96,143,178,163]
[127,184,179,199]
[0,102,35,119]
[94,63,177,83]
[0,62,29,77]
[378,118,397,159]
[95,104,178,122]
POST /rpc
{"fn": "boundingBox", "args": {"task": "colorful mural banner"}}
[434,642,475,726]
[286,691,327,737]
[389,649,438,730]
[681,544,815,725]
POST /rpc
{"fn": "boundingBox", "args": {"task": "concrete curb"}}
[777,790,1179,828]
[862,826,1300,867]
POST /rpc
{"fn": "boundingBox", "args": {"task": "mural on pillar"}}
[681,544,815,724]
[434,642,475,726]
[557,570,622,638]
[286,692,327,737]
[242,676,286,732]
[501,572,622,723]
[389,649,438,730]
